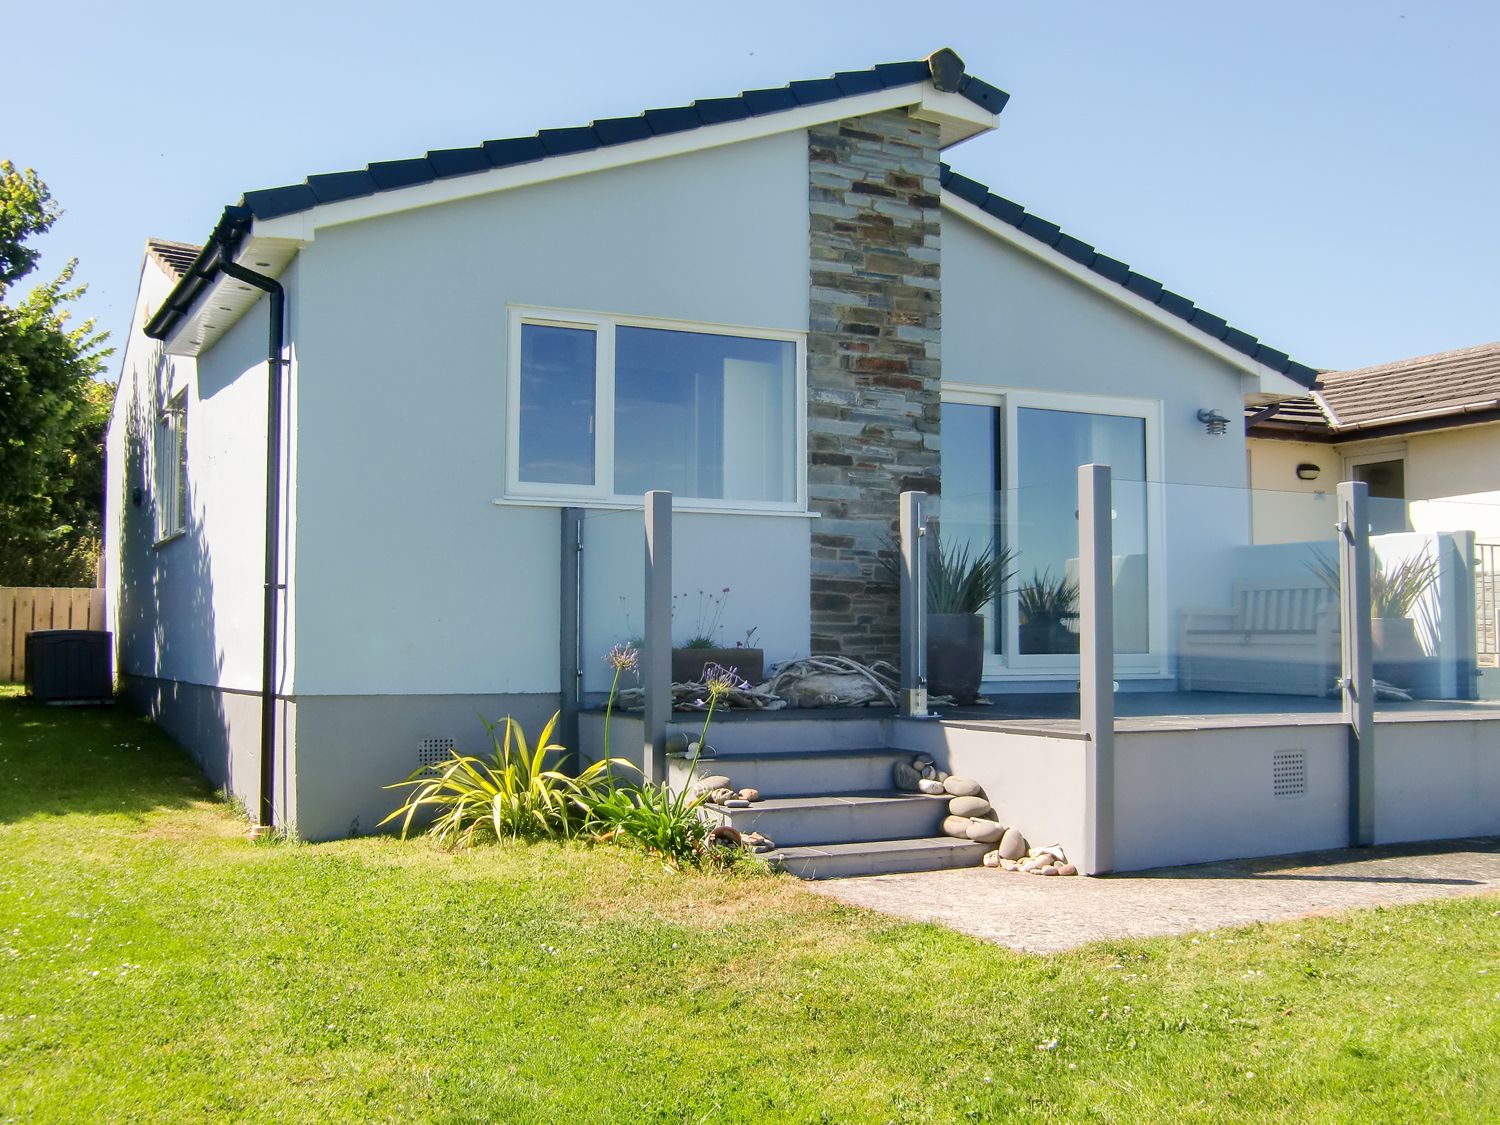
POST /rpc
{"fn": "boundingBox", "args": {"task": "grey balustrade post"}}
[643,491,673,786]
[1079,464,1116,876]
[1338,480,1376,846]
[558,507,583,772]
[899,490,932,718]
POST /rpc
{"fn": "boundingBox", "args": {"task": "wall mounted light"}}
[1296,463,1321,481]
[1196,408,1230,436]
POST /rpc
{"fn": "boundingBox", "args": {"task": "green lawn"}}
[0,685,1496,1123]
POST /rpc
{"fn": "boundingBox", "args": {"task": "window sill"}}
[152,529,187,549]
[492,496,819,519]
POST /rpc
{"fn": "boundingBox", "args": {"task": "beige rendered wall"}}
[1246,438,1340,544]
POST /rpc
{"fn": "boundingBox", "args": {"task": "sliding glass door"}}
[940,388,1160,675]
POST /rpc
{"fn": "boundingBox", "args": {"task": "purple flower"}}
[702,663,749,700]
[607,643,639,672]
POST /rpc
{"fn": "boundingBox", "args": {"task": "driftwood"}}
[763,656,900,709]
[616,655,902,711]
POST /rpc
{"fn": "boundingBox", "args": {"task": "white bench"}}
[1178,579,1339,696]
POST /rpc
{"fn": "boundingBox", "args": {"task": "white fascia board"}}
[255,82,998,239]
[943,193,1308,396]
[159,235,301,357]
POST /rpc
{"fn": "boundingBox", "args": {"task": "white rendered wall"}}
[105,255,297,695]
[1111,724,1350,871]
[1374,719,1500,843]
[290,130,812,697]
[942,211,1268,676]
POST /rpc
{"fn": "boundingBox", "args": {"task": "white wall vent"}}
[417,736,457,770]
[1272,750,1307,799]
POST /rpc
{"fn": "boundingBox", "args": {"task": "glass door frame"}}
[942,383,1169,680]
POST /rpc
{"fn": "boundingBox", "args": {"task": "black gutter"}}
[146,205,285,830]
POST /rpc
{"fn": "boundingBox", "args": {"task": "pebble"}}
[708,787,735,804]
[941,815,972,839]
[737,788,760,802]
[1000,859,1020,872]
[966,819,1004,844]
[919,764,938,780]
[998,827,1027,861]
[916,779,946,796]
[948,795,991,818]
[982,849,1002,867]
[943,776,983,798]
[1057,863,1078,876]
[934,769,950,783]
[914,755,934,768]
[1039,865,1058,876]
[892,761,923,792]
[707,825,742,846]
[723,798,752,808]
[694,774,732,795]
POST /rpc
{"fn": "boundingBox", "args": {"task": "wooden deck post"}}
[558,507,583,771]
[1079,464,1116,875]
[643,491,672,786]
[898,490,932,718]
[1338,481,1376,847]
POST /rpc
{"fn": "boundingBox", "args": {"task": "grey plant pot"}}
[670,647,764,686]
[927,613,984,703]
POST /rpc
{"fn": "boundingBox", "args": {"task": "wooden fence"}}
[1,587,106,682]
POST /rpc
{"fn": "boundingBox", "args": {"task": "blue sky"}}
[9,0,1497,374]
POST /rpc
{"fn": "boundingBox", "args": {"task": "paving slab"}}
[806,837,1500,953]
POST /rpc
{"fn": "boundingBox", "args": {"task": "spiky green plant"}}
[381,711,622,847]
[881,535,1016,614]
[1017,568,1079,625]
[1305,549,1439,619]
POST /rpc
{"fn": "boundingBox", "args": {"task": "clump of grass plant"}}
[381,711,620,847]
[1306,548,1440,619]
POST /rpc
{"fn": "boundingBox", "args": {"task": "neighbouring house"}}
[113,47,1469,852]
[1247,340,1500,695]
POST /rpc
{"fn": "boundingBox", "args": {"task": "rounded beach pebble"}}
[998,826,1027,861]
[916,778,946,796]
[943,776,983,798]
[694,774,731,795]
[941,815,971,839]
[892,761,923,792]
[967,819,1004,844]
[948,795,991,818]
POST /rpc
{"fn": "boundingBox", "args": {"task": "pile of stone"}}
[892,754,1078,875]
[691,774,775,853]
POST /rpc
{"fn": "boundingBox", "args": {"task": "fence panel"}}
[0,587,106,682]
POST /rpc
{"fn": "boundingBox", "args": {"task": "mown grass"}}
[0,684,1496,1122]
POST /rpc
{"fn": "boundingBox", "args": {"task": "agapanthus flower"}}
[607,643,639,672]
[701,663,749,700]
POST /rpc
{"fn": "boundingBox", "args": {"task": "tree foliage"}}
[0,161,114,586]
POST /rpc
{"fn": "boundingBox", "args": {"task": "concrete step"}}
[705,791,948,848]
[665,715,889,756]
[768,837,989,880]
[669,748,910,798]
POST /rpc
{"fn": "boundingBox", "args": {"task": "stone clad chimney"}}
[806,108,943,662]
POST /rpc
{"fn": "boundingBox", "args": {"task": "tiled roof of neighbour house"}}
[1247,340,1500,439]
[938,165,1320,388]
[145,238,203,280]
[1243,394,1335,437]
[235,52,1009,222]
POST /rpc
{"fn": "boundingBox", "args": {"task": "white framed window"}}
[505,306,807,511]
[154,390,188,544]
[940,384,1165,678]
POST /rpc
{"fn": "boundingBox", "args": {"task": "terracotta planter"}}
[927,612,984,703]
[671,647,764,686]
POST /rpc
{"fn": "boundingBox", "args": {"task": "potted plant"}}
[1308,549,1439,689]
[669,589,764,685]
[924,538,1015,703]
[1017,569,1080,655]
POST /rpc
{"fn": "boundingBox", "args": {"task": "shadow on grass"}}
[1113,836,1500,888]
[0,687,214,824]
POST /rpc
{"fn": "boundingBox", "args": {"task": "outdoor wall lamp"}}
[1296,463,1321,481]
[1196,408,1230,435]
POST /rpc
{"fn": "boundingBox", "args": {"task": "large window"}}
[154,391,188,543]
[507,308,803,508]
[940,387,1160,673]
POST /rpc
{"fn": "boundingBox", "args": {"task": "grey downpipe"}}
[215,239,286,831]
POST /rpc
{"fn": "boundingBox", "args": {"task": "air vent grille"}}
[1272,750,1307,798]
[417,736,457,770]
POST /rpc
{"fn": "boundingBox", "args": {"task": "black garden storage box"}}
[24,630,113,703]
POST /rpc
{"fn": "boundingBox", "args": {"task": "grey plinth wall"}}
[807,109,943,662]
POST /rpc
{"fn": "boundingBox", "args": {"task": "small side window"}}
[155,391,187,542]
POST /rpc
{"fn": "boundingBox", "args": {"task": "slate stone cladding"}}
[807,109,942,662]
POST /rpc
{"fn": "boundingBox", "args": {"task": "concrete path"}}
[807,837,1500,953]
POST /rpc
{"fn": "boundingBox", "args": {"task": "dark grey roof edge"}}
[239,50,1008,223]
[940,165,1318,388]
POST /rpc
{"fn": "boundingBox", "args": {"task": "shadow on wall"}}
[116,346,259,817]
